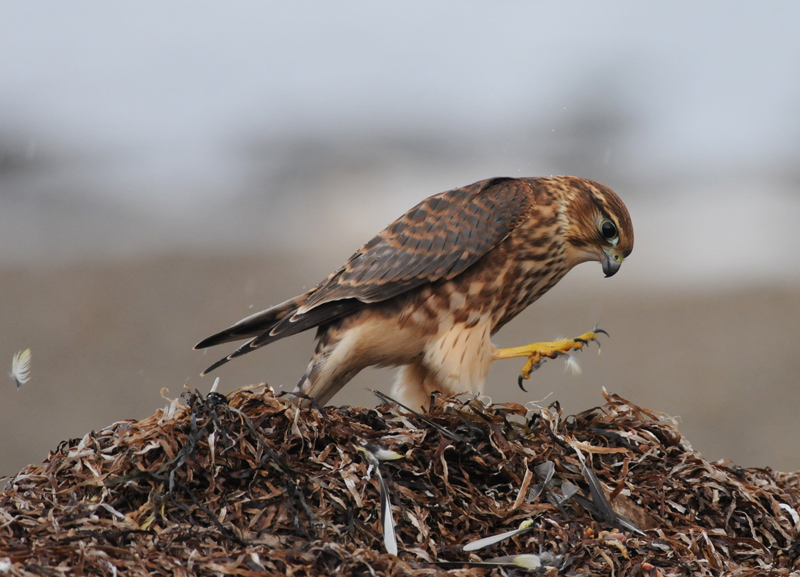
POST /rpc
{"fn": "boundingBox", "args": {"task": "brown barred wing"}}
[276,177,533,328]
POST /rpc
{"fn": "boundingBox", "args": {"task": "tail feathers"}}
[194,294,307,350]
[201,337,258,375]
[200,298,366,376]
[200,352,235,375]
[252,298,363,347]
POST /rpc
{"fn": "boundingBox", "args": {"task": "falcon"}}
[196,176,634,409]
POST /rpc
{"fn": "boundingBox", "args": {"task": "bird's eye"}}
[601,221,618,241]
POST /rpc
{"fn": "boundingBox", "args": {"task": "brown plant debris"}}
[1,386,798,576]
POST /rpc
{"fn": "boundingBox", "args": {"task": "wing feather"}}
[292,176,532,319]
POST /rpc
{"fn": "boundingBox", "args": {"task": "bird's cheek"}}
[565,244,603,269]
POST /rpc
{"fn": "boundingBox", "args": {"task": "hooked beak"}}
[602,249,623,278]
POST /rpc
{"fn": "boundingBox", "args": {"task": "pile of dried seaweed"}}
[1,385,798,576]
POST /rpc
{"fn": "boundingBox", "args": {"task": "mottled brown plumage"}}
[196,176,633,408]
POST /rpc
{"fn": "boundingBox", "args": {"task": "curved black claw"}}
[517,374,528,392]
[573,338,589,345]
[594,327,610,338]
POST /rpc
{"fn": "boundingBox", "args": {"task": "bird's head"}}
[555,177,634,277]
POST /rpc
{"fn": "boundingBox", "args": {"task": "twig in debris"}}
[437,551,563,570]
[567,437,644,535]
[369,389,464,443]
[462,519,535,552]
[356,445,398,556]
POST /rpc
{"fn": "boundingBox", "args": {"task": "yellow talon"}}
[492,329,607,390]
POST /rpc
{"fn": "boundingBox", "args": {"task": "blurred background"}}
[1,2,799,475]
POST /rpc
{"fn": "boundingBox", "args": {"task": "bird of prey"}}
[196,176,633,409]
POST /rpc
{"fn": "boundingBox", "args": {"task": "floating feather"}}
[10,349,31,389]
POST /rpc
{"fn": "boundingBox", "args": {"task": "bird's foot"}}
[492,328,608,391]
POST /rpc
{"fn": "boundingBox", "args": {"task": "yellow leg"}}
[492,329,607,390]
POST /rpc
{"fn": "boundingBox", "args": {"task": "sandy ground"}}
[1,252,798,476]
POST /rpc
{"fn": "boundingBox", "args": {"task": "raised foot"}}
[492,328,608,391]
